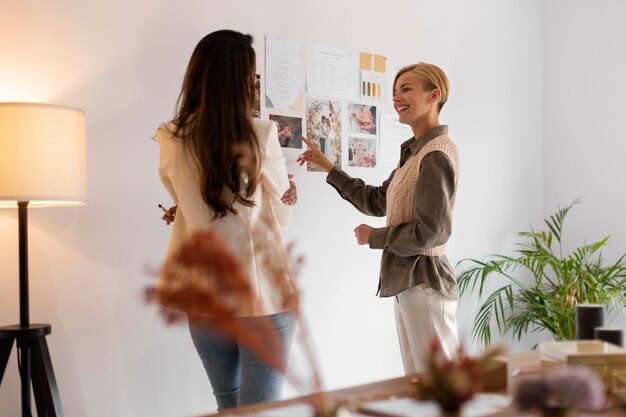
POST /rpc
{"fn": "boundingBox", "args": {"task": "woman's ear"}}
[430,88,441,104]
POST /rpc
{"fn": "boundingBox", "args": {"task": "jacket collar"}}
[401,125,449,156]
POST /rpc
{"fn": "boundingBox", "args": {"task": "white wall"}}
[542,1,626,325]
[0,1,543,416]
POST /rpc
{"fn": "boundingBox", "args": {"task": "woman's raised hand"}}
[296,137,335,172]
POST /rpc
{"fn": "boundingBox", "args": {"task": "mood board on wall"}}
[259,35,413,172]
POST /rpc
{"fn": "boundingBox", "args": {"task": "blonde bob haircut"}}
[394,62,449,112]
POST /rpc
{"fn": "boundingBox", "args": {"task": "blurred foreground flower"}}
[145,224,342,415]
[144,229,291,372]
[416,339,504,416]
[513,366,606,417]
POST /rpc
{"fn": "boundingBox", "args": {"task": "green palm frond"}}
[457,199,626,349]
[544,198,583,243]
[470,285,514,349]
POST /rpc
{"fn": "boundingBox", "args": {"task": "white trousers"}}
[394,283,459,374]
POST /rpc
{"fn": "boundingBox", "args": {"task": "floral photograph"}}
[306,98,341,172]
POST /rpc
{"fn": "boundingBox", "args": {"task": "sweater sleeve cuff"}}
[369,227,387,249]
[326,166,352,190]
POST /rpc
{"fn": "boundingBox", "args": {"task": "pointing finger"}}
[302,137,318,151]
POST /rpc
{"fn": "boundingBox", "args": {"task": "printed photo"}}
[269,114,303,149]
[348,137,377,168]
[306,99,341,172]
[348,103,377,135]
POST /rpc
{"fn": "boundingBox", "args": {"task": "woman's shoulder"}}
[252,118,276,137]
[428,134,457,151]
[156,121,179,144]
[252,119,279,153]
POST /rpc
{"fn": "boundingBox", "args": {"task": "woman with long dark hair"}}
[156,30,297,411]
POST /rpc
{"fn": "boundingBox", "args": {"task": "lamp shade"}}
[0,102,87,207]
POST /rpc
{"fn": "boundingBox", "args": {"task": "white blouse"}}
[157,118,293,316]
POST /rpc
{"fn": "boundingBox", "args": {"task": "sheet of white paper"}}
[360,397,439,417]
[265,36,305,112]
[379,113,413,163]
[463,393,513,417]
[360,393,512,417]
[306,43,359,101]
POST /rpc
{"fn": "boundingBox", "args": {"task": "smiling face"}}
[392,71,439,127]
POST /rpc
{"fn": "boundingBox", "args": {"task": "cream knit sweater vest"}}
[386,135,459,256]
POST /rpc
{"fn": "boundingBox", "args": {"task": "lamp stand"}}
[0,202,64,416]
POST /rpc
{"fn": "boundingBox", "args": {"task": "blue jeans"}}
[188,311,296,411]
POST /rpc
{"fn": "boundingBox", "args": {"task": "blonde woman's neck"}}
[410,113,440,140]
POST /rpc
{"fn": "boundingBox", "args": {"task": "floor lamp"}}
[0,103,86,417]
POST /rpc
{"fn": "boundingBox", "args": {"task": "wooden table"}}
[198,350,626,417]
[200,373,419,416]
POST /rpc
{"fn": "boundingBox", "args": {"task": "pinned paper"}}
[373,54,387,73]
[360,52,373,71]
[360,52,387,103]
[360,52,387,73]
[265,35,305,112]
[306,43,359,100]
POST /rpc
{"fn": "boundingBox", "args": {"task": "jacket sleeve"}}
[325,166,392,217]
[260,121,292,230]
[368,152,455,256]
[157,127,179,204]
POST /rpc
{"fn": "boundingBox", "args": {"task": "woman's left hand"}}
[161,205,178,225]
[354,224,372,246]
[281,174,297,205]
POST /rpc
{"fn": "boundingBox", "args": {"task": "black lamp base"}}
[0,323,63,416]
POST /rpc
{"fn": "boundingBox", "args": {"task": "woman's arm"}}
[297,136,389,216]
[261,121,293,230]
[368,152,456,255]
[326,166,391,217]
[157,127,179,204]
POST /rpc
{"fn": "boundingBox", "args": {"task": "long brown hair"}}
[173,30,260,218]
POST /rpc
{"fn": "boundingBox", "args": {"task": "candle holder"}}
[575,304,605,340]
[594,327,623,347]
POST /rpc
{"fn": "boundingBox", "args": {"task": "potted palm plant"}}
[457,199,626,348]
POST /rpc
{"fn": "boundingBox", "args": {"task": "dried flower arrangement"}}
[145,220,344,416]
[513,366,607,417]
[415,339,504,417]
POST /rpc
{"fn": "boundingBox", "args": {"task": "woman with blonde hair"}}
[157,30,297,410]
[298,62,459,374]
